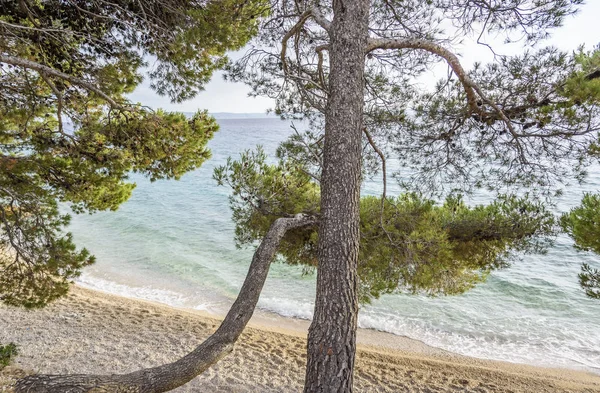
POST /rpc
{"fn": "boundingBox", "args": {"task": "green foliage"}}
[0,0,263,307]
[358,194,555,302]
[0,343,18,369]
[561,46,600,107]
[0,0,268,102]
[579,263,600,299]
[562,46,600,159]
[561,193,600,299]
[561,193,600,253]
[216,150,556,303]
[150,0,270,102]
[227,2,600,303]
[557,48,600,300]
[214,147,320,264]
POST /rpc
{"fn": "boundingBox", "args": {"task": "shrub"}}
[0,343,18,370]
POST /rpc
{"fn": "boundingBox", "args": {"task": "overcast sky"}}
[128,2,600,114]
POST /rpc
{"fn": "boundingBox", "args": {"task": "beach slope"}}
[1,286,598,392]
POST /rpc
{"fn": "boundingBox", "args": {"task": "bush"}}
[0,343,18,369]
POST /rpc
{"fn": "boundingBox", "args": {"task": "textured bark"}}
[15,214,317,393]
[304,1,370,392]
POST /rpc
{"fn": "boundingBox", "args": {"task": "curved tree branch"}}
[15,213,318,393]
[310,7,332,32]
[315,44,329,91]
[0,54,123,109]
[281,8,332,75]
[365,37,529,159]
[366,38,480,112]
[281,11,312,75]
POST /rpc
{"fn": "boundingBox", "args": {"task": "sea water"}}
[69,117,600,373]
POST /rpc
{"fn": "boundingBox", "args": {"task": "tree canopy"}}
[557,48,600,300]
[561,193,600,299]
[214,147,556,303]
[221,3,600,388]
[219,4,600,304]
[0,0,267,308]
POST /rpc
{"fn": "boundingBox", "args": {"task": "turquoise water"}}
[69,118,600,373]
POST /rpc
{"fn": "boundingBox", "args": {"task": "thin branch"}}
[39,73,64,133]
[291,123,322,167]
[310,7,332,32]
[281,8,332,76]
[315,44,329,91]
[366,37,480,111]
[363,128,387,204]
[363,128,401,252]
[0,54,123,109]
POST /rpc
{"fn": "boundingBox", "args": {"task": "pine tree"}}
[562,193,600,299]
[224,1,598,390]
[558,47,600,300]
[13,1,600,392]
[0,0,266,308]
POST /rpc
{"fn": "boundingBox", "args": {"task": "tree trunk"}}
[15,214,317,393]
[303,1,370,392]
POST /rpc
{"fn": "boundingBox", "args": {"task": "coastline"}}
[1,285,599,392]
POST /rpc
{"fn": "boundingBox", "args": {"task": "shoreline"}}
[74,277,458,359]
[77,280,600,375]
[1,285,599,392]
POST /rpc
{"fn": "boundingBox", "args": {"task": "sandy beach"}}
[1,286,599,392]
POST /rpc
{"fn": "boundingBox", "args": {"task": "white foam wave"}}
[358,311,600,372]
[77,273,189,308]
[78,273,600,374]
[193,303,211,311]
[258,296,314,320]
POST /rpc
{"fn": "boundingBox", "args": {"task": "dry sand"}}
[1,286,599,392]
